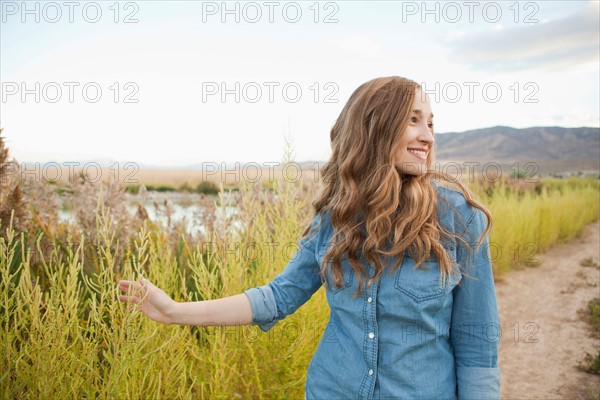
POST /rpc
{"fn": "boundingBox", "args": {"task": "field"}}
[1,145,599,398]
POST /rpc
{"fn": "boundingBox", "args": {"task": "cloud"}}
[446,2,599,71]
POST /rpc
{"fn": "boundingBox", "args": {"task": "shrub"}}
[589,298,600,337]
[125,184,141,194]
[146,185,176,192]
[196,181,219,195]
[178,182,194,193]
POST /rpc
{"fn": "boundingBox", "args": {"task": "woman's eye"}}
[428,123,434,128]
[410,116,418,123]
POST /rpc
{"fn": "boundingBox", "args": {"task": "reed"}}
[0,130,28,240]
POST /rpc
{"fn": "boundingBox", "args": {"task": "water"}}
[58,192,240,235]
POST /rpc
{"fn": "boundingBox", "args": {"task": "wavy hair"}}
[303,76,492,299]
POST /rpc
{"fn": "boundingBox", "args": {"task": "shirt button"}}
[369,369,374,376]
[369,332,375,339]
[368,297,373,303]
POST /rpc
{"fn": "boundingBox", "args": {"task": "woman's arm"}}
[117,277,253,326]
[450,208,501,400]
[118,213,324,329]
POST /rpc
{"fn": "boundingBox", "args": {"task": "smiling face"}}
[394,89,435,176]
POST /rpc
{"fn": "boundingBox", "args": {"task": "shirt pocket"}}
[318,243,354,294]
[394,243,459,303]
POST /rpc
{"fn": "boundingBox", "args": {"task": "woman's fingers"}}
[119,280,145,291]
[139,275,156,290]
[118,280,147,300]
[118,280,140,290]
[118,276,157,306]
[138,276,158,298]
[118,295,141,304]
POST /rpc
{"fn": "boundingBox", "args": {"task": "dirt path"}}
[497,219,600,400]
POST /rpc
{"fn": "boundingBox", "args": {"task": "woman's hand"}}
[118,276,254,327]
[117,276,178,325]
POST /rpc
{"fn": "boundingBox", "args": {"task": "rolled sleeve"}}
[244,286,279,332]
[456,367,500,400]
[243,213,324,333]
[451,208,501,400]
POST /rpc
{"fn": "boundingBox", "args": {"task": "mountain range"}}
[432,126,599,175]
[434,126,599,162]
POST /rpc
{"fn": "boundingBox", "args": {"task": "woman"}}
[118,76,500,400]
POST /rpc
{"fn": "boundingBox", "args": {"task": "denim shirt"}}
[243,183,501,400]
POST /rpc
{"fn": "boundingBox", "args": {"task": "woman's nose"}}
[418,126,435,145]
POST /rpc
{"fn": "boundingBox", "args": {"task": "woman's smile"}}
[407,148,428,161]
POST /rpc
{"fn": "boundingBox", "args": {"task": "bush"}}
[589,298,600,337]
[125,184,141,194]
[579,351,600,375]
[146,185,176,192]
[54,186,73,196]
[195,181,219,195]
[179,182,194,193]
[578,298,600,375]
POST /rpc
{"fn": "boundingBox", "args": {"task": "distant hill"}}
[434,126,599,175]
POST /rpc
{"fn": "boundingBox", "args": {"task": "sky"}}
[1,0,599,167]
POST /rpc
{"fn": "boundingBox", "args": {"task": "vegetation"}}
[578,298,600,376]
[589,298,600,337]
[1,130,599,398]
[195,181,220,195]
[0,131,28,241]
[125,181,221,195]
[470,175,599,275]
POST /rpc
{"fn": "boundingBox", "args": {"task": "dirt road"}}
[497,219,600,399]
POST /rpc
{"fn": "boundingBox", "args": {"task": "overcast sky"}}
[1,0,599,167]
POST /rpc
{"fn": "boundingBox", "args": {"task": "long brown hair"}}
[304,76,492,298]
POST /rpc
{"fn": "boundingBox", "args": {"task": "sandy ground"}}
[497,219,600,400]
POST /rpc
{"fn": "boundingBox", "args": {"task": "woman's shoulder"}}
[432,179,479,228]
[305,208,334,240]
[433,179,469,207]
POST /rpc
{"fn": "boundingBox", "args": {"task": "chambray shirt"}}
[243,183,501,400]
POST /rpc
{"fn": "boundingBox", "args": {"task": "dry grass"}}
[0,130,28,240]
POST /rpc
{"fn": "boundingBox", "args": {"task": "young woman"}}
[118,76,500,400]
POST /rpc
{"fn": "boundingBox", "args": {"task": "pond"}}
[58,191,240,235]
